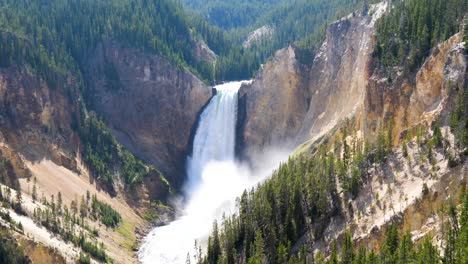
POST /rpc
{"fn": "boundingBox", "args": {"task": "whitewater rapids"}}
[139,81,288,263]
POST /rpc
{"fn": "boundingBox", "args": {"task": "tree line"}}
[373,0,468,74]
[199,103,466,263]
[198,72,468,262]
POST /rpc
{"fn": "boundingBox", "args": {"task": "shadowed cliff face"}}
[0,65,81,170]
[87,41,213,187]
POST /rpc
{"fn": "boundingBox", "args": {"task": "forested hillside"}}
[0,0,218,83]
[374,0,468,74]
[199,0,468,263]
[0,0,466,263]
[181,0,287,30]
[0,0,384,84]
[0,0,217,193]
[184,0,379,80]
[203,100,468,264]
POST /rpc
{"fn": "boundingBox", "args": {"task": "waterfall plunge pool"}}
[138,81,288,264]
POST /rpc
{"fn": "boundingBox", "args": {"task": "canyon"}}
[0,0,466,263]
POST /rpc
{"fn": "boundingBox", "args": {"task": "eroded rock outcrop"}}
[87,41,213,186]
[0,65,82,170]
[300,4,383,143]
[238,3,387,157]
[365,33,466,146]
[238,1,466,157]
[236,2,467,256]
[237,46,309,157]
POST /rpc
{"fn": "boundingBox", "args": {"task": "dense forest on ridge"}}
[199,0,468,262]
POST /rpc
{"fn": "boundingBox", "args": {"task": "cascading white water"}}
[139,81,250,264]
[186,82,240,190]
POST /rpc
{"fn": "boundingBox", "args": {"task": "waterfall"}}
[139,81,248,264]
[186,82,241,190]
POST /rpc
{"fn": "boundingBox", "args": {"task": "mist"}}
[138,81,291,263]
[139,148,290,263]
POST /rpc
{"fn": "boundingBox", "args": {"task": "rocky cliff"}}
[0,64,82,171]
[238,1,466,155]
[87,40,213,187]
[237,46,310,157]
[0,33,216,262]
[235,0,467,257]
[365,33,467,145]
[238,3,388,157]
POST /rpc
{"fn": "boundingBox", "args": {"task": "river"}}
[139,81,287,263]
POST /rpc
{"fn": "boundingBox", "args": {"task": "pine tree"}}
[433,123,443,148]
[367,251,378,264]
[354,246,367,264]
[80,195,88,219]
[417,237,439,263]
[402,141,408,158]
[51,195,56,215]
[444,227,456,264]
[330,240,338,264]
[207,221,220,264]
[276,243,288,264]
[86,190,90,206]
[5,187,11,202]
[343,134,350,170]
[71,198,78,216]
[456,190,468,264]
[15,189,22,206]
[382,224,399,263]
[341,230,354,264]
[248,230,265,264]
[32,183,37,202]
[57,192,62,215]
[397,232,414,264]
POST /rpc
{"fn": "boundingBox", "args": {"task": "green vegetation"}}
[80,116,152,191]
[90,194,121,228]
[199,110,466,263]
[202,0,379,80]
[78,252,91,264]
[0,228,30,264]
[1,185,109,263]
[182,0,287,30]
[199,136,368,263]
[0,0,216,82]
[319,190,468,264]
[0,0,176,193]
[117,221,137,251]
[28,189,119,262]
[201,174,468,264]
[374,0,468,74]
[449,72,468,151]
[29,0,362,81]
[0,154,21,190]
